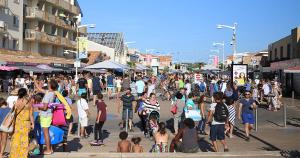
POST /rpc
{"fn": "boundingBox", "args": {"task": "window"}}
[14,0,20,4]
[269,51,272,61]
[287,44,291,59]
[13,16,19,27]
[13,39,18,50]
[274,48,277,60]
[280,46,283,59]
[2,37,6,48]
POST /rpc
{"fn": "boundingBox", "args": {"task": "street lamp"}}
[74,24,96,81]
[217,23,237,64]
[213,41,225,71]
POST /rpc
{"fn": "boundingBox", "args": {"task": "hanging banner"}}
[78,37,88,59]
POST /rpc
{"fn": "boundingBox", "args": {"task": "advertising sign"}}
[232,64,248,86]
[78,37,88,59]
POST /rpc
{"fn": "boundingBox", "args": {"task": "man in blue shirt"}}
[106,73,114,100]
[238,91,257,141]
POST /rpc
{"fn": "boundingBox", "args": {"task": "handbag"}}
[0,101,26,133]
[51,104,67,126]
[170,102,178,114]
[185,109,202,121]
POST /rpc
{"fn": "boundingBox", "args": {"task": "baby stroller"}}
[145,110,160,138]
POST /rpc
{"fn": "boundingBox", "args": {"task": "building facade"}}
[158,55,172,69]
[87,33,127,64]
[0,0,23,50]
[268,27,300,95]
[23,0,82,58]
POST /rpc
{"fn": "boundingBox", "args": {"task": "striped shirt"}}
[143,99,160,113]
[226,104,236,125]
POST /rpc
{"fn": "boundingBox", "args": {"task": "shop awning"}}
[16,66,52,73]
[284,66,300,73]
[0,66,19,71]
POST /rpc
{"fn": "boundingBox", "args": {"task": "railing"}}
[25,29,76,48]
[0,0,7,8]
[43,0,80,15]
[25,7,76,31]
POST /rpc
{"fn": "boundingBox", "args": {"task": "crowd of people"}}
[0,71,283,157]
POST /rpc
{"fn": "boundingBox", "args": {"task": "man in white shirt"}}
[207,92,229,152]
[135,76,145,97]
[262,80,270,96]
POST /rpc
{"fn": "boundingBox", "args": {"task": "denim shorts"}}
[210,124,225,141]
[122,109,133,120]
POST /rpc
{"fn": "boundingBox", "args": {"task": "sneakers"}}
[245,136,250,142]
[90,140,104,146]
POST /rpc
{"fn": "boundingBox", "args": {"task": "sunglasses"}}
[245,93,251,95]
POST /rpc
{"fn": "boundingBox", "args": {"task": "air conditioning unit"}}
[0,21,5,28]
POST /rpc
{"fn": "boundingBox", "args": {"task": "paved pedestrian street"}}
[21,96,299,158]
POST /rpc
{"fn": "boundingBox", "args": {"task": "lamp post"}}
[75,24,95,81]
[217,23,237,64]
[213,41,225,71]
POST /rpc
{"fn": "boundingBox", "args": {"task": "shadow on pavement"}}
[287,118,300,127]
[281,150,300,158]
[234,127,280,151]
[198,137,214,152]
[65,138,83,152]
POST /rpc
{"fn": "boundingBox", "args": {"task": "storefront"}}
[271,59,300,96]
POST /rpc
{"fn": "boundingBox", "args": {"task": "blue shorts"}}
[78,88,87,96]
[210,124,225,141]
[107,84,114,88]
[122,109,133,120]
[242,113,255,124]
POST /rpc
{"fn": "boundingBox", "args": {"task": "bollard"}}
[78,117,81,137]
[283,104,287,127]
[255,108,258,132]
[292,91,295,100]
[125,109,129,132]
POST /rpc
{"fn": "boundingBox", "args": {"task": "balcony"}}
[25,7,76,31]
[42,0,80,15]
[25,29,76,49]
[0,0,7,8]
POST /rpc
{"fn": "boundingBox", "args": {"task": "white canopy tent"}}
[135,64,150,71]
[85,60,130,70]
[201,65,220,71]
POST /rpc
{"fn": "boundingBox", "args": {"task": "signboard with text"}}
[232,64,248,86]
[78,37,88,59]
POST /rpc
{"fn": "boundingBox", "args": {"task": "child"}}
[90,94,107,146]
[225,98,236,138]
[0,98,10,157]
[149,115,158,136]
[117,131,131,153]
[131,137,143,153]
[77,93,89,138]
[62,90,73,136]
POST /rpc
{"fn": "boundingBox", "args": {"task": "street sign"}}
[74,61,81,67]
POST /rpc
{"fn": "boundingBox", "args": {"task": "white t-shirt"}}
[6,96,18,108]
[209,103,226,125]
[116,79,122,88]
[263,83,270,95]
[77,98,89,118]
[147,84,156,97]
[135,80,145,93]
[221,82,227,93]
[185,83,191,95]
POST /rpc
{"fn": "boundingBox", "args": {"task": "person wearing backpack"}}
[198,79,206,96]
[238,91,257,141]
[207,92,229,152]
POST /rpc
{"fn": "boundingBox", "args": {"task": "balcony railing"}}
[25,7,76,31]
[42,0,80,15]
[0,0,7,8]
[25,29,76,49]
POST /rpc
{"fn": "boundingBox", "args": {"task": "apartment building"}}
[23,0,83,57]
[268,27,300,95]
[0,0,23,50]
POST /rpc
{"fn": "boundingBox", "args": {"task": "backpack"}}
[213,103,229,122]
[199,82,206,92]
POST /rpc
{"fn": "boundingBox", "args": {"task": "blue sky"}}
[79,0,300,63]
